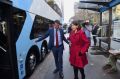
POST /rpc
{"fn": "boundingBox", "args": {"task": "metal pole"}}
[100,12,102,26]
[108,8,112,50]
[99,12,102,48]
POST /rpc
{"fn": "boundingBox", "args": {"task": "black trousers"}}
[93,36,97,46]
[73,66,85,79]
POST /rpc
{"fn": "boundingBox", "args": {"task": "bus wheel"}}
[41,44,47,60]
[26,51,37,76]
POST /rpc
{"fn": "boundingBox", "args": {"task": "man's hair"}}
[54,20,61,25]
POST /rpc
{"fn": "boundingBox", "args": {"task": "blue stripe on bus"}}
[16,12,34,79]
[11,0,33,10]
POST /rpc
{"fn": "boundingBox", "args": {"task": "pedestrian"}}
[92,22,99,46]
[68,21,90,79]
[35,20,69,78]
[82,20,92,42]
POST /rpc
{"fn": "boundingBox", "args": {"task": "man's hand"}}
[67,37,69,40]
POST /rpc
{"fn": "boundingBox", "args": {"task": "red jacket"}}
[69,30,90,68]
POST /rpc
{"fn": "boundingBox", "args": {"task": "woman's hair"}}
[72,20,79,26]
[72,20,81,30]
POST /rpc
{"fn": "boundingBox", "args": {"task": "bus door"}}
[0,1,19,79]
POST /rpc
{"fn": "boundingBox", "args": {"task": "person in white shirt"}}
[82,20,92,42]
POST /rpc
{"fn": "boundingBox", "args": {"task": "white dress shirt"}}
[54,28,62,46]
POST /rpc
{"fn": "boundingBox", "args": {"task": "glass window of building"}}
[112,4,120,40]
[101,11,109,37]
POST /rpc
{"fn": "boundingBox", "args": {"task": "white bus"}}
[0,0,62,79]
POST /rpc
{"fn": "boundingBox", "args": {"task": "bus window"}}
[0,3,12,78]
[0,6,8,53]
[30,15,50,39]
[0,21,7,52]
[12,9,26,42]
[0,6,26,56]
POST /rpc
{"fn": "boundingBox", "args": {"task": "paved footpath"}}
[29,35,120,79]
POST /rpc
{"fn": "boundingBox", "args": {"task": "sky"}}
[63,0,79,23]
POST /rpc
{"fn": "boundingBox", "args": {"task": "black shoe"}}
[59,72,64,79]
[53,69,59,74]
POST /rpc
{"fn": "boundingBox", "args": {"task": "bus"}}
[0,0,62,79]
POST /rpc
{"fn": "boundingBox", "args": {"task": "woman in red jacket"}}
[69,21,90,79]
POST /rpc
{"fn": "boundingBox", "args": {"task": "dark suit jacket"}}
[92,25,99,35]
[36,28,69,50]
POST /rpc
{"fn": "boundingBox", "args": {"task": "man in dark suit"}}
[92,23,99,46]
[35,20,69,78]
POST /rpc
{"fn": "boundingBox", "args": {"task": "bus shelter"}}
[79,0,120,51]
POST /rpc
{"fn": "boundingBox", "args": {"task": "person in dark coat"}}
[92,23,99,46]
[68,21,90,79]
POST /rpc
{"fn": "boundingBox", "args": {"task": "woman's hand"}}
[67,37,69,40]
[69,42,71,47]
